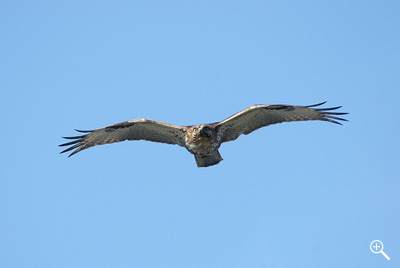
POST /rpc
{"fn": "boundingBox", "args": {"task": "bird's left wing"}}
[215,102,348,143]
[59,119,187,157]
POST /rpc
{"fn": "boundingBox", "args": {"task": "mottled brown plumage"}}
[60,102,347,167]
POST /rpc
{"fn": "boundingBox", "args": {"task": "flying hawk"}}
[60,102,347,167]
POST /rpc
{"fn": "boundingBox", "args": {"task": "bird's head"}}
[198,125,214,138]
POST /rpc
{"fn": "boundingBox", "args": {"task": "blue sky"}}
[1,1,399,267]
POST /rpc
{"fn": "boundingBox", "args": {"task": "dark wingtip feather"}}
[59,143,81,154]
[322,111,348,115]
[316,106,343,111]
[306,101,327,108]
[325,117,348,125]
[67,148,82,157]
[59,139,83,147]
[61,134,88,140]
[327,120,343,125]
[74,129,94,133]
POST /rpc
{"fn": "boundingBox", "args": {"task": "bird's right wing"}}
[59,119,187,157]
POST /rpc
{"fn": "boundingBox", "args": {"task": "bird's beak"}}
[199,128,209,137]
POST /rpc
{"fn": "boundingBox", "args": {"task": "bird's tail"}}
[195,151,223,167]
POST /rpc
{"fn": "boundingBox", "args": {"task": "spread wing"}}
[215,102,348,143]
[59,119,186,157]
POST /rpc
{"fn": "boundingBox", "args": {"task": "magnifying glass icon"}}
[370,240,390,260]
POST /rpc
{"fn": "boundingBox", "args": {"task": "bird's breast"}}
[185,137,221,156]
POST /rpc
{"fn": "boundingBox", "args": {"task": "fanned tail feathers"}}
[195,151,223,167]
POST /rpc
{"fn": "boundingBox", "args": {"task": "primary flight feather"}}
[60,102,347,167]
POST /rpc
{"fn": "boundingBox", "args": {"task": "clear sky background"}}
[1,1,399,267]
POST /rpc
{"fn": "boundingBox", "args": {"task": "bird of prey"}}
[60,102,347,167]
